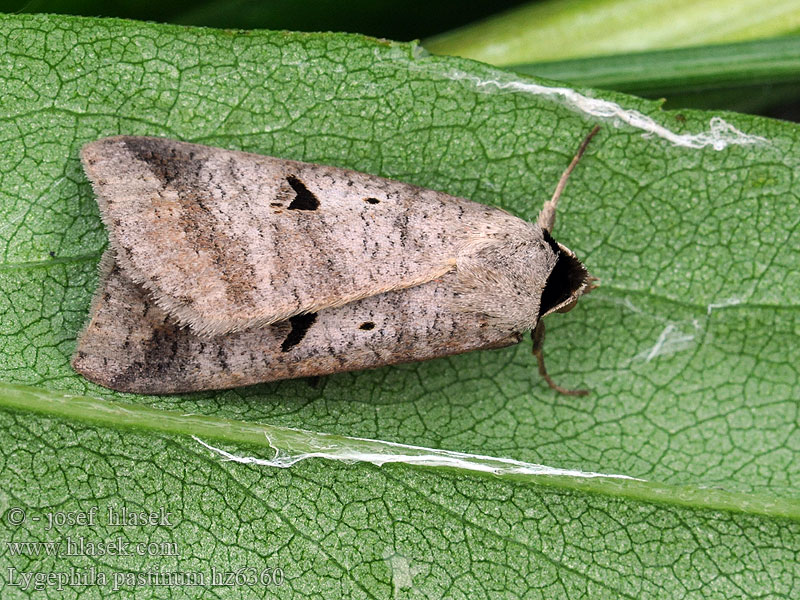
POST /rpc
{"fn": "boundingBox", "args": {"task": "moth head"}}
[538,229,591,319]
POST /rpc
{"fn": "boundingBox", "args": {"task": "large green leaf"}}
[1,13,799,599]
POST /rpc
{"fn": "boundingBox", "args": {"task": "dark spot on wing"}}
[359,321,375,330]
[287,176,320,210]
[280,312,318,352]
[122,137,204,186]
[110,320,183,390]
[365,197,380,204]
[217,346,229,371]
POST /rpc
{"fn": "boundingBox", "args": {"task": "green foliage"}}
[1,13,799,599]
[424,0,800,65]
[510,36,800,113]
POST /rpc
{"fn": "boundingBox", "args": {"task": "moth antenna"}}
[537,125,601,233]
[532,321,588,397]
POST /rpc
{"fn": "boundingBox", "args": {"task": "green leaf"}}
[1,13,799,598]
[424,0,800,65]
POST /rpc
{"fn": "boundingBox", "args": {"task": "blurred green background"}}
[4,0,525,39]
[5,0,800,120]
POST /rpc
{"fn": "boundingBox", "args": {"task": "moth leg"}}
[531,320,589,397]
[537,125,601,233]
[582,275,600,296]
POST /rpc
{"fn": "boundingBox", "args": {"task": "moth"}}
[72,127,599,395]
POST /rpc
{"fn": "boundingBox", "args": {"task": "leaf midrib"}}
[1,381,798,522]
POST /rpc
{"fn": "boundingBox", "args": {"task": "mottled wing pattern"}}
[82,136,521,336]
[72,253,522,394]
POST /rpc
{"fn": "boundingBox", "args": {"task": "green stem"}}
[507,37,800,98]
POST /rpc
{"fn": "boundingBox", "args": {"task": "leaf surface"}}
[1,14,799,599]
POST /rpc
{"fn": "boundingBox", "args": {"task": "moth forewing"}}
[72,253,523,394]
[81,136,526,337]
[74,129,598,394]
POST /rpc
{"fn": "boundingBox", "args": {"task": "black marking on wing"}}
[280,312,318,352]
[287,176,320,210]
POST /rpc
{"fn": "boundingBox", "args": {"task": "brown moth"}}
[72,128,599,395]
